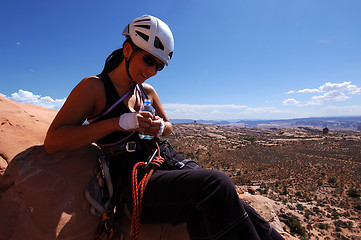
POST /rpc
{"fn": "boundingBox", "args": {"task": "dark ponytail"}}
[99,48,124,76]
[99,37,137,76]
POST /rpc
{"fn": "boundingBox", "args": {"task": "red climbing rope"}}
[130,141,164,240]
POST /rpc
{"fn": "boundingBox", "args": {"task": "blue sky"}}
[1,0,361,120]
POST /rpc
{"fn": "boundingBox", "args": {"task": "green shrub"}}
[347,188,360,198]
[304,209,315,219]
[312,206,321,214]
[296,203,304,211]
[328,177,336,184]
[279,213,307,237]
[331,209,340,219]
[317,180,323,186]
[317,223,329,230]
[354,201,361,211]
[334,220,348,229]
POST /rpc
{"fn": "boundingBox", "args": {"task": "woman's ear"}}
[123,42,133,59]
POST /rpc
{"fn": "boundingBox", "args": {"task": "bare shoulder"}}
[80,76,103,91]
[78,76,106,116]
[60,76,106,120]
[141,83,157,95]
[72,76,104,100]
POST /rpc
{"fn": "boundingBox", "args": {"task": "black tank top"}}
[87,74,148,146]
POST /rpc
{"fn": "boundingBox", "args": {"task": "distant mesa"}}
[171,116,361,131]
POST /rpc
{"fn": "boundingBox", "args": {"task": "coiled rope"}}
[130,141,164,240]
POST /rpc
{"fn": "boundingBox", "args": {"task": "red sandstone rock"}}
[0,145,100,239]
[0,96,57,169]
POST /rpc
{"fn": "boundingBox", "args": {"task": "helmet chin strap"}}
[125,49,138,82]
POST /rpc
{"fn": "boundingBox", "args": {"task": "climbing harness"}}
[130,141,164,240]
[85,155,116,240]
[85,156,113,215]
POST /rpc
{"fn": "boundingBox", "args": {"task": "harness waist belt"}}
[102,141,137,156]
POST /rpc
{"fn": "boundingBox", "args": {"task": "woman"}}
[45,15,284,240]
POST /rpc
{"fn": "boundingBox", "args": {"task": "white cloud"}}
[2,90,65,110]
[285,81,361,106]
[319,81,361,94]
[286,90,295,94]
[297,81,361,95]
[307,91,349,105]
[298,88,322,93]
[283,98,302,106]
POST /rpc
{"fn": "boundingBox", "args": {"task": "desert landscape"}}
[165,123,361,240]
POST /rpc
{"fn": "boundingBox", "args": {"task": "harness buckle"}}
[126,141,136,152]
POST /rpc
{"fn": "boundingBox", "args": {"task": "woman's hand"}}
[137,112,164,136]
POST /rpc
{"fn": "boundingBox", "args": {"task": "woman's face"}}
[129,49,165,84]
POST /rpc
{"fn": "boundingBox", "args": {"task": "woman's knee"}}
[203,169,235,188]
[195,169,237,200]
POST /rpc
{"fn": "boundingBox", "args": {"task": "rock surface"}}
[0,145,100,240]
[0,97,294,239]
[0,96,57,173]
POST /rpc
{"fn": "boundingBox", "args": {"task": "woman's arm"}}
[44,77,122,153]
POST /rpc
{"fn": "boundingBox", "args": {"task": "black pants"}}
[135,169,285,240]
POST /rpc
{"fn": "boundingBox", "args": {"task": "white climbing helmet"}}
[122,15,174,65]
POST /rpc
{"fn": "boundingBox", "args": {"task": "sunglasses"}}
[140,51,165,71]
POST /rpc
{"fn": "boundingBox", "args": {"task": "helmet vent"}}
[169,51,173,59]
[135,31,149,42]
[154,36,164,50]
[134,18,151,23]
[134,24,151,30]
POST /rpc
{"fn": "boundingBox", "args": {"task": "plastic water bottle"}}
[139,99,155,140]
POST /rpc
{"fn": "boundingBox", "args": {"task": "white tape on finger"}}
[157,119,165,137]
